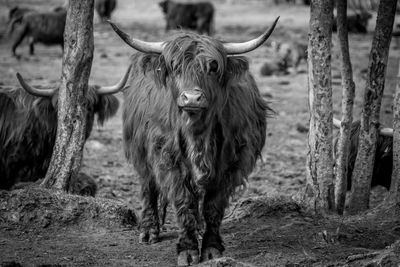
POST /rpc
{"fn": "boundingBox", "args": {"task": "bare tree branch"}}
[303,0,335,212]
[334,0,356,215]
[348,0,397,214]
[41,0,95,190]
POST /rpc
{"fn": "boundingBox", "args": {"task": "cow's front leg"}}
[139,179,160,244]
[201,190,228,262]
[174,192,200,266]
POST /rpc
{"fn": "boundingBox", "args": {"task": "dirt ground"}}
[1,0,400,266]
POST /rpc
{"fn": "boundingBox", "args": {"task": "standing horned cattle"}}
[95,0,117,22]
[8,7,67,57]
[0,67,130,193]
[159,0,214,35]
[109,16,278,265]
[333,119,393,191]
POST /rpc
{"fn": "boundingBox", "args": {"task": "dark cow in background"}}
[95,0,117,22]
[332,11,372,34]
[333,119,393,191]
[159,0,214,35]
[109,16,278,265]
[8,7,67,57]
[0,67,131,194]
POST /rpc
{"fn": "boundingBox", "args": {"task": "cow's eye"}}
[209,60,218,74]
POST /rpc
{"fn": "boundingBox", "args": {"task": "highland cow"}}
[8,7,67,57]
[109,17,279,265]
[95,0,117,22]
[333,120,393,190]
[0,67,131,191]
[159,0,214,35]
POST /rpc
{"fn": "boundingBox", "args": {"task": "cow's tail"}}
[7,16,22,37]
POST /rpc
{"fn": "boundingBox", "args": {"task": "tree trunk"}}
[334,0,356,215]
[389,59,400,203]
[303,0,335,212]
[348,0,397,214]
[41,0,94,191]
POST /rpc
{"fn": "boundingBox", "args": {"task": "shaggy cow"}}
[159,0,214,35]
[0,67,131,191]
[333,120,393,190]
[109,17,278,265]
[332,11,372,34]
[8,7,67,57]
[95,0,117,22]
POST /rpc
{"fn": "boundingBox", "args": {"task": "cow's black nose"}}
[178,90,208,110]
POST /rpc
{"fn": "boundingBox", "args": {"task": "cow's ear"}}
[153,56,168,88]
[226,56,249,78]
[95,94,120,126]
[141,54,168,88]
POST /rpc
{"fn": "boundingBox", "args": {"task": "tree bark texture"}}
[41,0,94,191]
[304,0,335,212]
[390,59,400,203]
[348,0,397,214]
[334,0,356,215]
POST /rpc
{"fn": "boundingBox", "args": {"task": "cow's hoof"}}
[201,247,222,262]
[177,250,199,266]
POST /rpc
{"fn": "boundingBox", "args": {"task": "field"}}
[1,0,400,266]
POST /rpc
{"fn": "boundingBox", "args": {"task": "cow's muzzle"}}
[177,90,208,112]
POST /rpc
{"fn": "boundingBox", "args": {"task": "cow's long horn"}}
[16,73,55,97]
[96,65,131,95]
[223,16,280,55]
[108,21,164,54]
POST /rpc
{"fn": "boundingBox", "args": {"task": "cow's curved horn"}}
[108,21,164,54]
[223,16,280,55]
[16,73,55,97]
[96,65,131,95]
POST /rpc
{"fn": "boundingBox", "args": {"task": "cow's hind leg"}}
[139,178,160,244]
[174,189,201,266]
[201,190,229,262]
[11,25,28,57]
[28,37,35,55]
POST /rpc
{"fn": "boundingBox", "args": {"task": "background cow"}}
[109,17,278,265]
[270,40,308,73]
[8,7,67,57]
[95,0,117,22]
[0,67,130,192]
[332,11,372,34]
[333,120,392,191]
[159,0,214,35]
[259,58,289,76]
